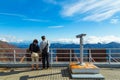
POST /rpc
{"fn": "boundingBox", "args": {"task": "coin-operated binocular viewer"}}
[76,34,86,65]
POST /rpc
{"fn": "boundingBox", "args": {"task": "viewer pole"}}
[76,34,86,65]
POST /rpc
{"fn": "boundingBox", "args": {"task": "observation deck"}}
[0,48,120,80]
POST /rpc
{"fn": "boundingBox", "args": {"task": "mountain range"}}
[9,42,120,48]
[1,40,120,48]
[0,40,15,48]
[0,41,25,62]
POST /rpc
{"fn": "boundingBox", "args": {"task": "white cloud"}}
[52,38,79,44]
[85,36,120,44]
[23,18,49,22]
[52,35,120,44]
[0,12,49,23]
[110,18,119,24]
[1,35,120,44]
[0,35,23,42]
[48,25,64,28]
[0,12,26,18]
[61,0,120,22]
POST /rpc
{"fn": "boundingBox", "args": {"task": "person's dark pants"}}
[42,52,49,68]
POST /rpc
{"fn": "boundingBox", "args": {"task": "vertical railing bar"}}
[70,49,72,63]
[89,49,92,63]
[108,48,111,64]
[50,49,53,67]
[13,49,16,64]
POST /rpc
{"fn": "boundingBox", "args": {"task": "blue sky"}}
[0,0,120,43]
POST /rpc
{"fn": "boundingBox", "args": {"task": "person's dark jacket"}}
[29,43,40,53]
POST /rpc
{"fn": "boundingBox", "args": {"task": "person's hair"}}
[41,36,45,40]
[33,39,38,43]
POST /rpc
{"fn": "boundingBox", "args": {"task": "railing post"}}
[89,49,92,62]
[13,49,16,64]
[70,49,72,63]
[108,49,111,64]
[50,49,53,67]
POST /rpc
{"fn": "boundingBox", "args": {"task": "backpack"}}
[42,41,48,53]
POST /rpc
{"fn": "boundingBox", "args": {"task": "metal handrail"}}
[111,57,119,62]
[0,48,120,65]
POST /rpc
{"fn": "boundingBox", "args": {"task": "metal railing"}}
[0,48,120,66]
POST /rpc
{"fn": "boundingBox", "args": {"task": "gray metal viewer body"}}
[76,34,86,65]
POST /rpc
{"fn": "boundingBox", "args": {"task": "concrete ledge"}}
[69,63,100,74]
[0,62,120,68]
[71,69,99,74]
[0,63,69,68]
[94,63,120,68]
[71,73,105,79]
